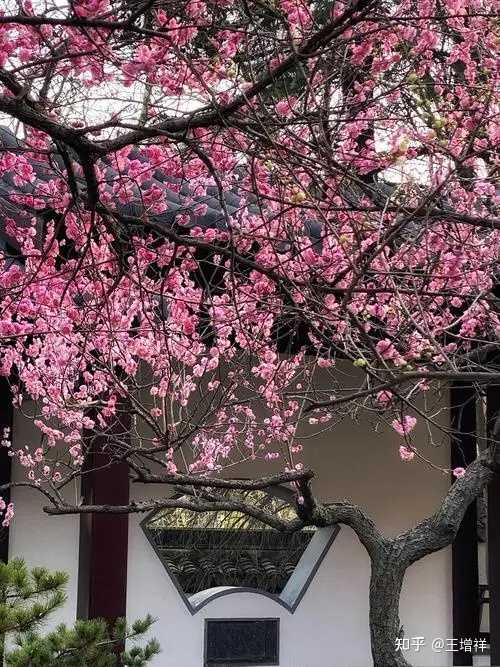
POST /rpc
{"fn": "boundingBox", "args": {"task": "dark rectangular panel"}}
[205,619,279,666]
[450,383,478,667]
[487,386,500,665]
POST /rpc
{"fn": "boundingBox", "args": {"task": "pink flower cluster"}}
[0,0,497,511]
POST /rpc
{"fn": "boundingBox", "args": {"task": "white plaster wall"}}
[6,373,454,666]
[8,409,80,630]
[127,518,372,667]
[127,382,453,667]
[127,517,451,667]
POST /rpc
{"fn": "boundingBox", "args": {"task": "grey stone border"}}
[140,488,340,615]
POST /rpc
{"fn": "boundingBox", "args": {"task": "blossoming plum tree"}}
[0,0,498,664]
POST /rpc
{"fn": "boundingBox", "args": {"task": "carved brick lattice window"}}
[142,489,315,596]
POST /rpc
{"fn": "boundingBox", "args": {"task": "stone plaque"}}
[205,618,279,665]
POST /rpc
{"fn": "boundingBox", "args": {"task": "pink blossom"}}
[275,98,297,117]
[416,29,439,52]
[399,446,415,462]
[185,0,206,17]
[376,339,399,361]
[376,390,393,405]
[392,416,417,436]
[2,503,14,527]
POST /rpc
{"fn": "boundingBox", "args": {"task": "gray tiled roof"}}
[0,126,325,255]
[3,125,478,260]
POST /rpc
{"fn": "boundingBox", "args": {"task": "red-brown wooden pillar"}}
[77,407,130,624]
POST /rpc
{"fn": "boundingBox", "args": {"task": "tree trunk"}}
[369,549,411,667]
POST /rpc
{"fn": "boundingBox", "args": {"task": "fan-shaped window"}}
[141,488,339,613]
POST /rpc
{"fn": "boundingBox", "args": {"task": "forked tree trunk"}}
[360,440,500,667]
[369,551,410,667]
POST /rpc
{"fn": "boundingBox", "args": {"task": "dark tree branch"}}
[43,495,304,532]
[304,372,500,413]
[320,501,386,558]
[130,466,314,488]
